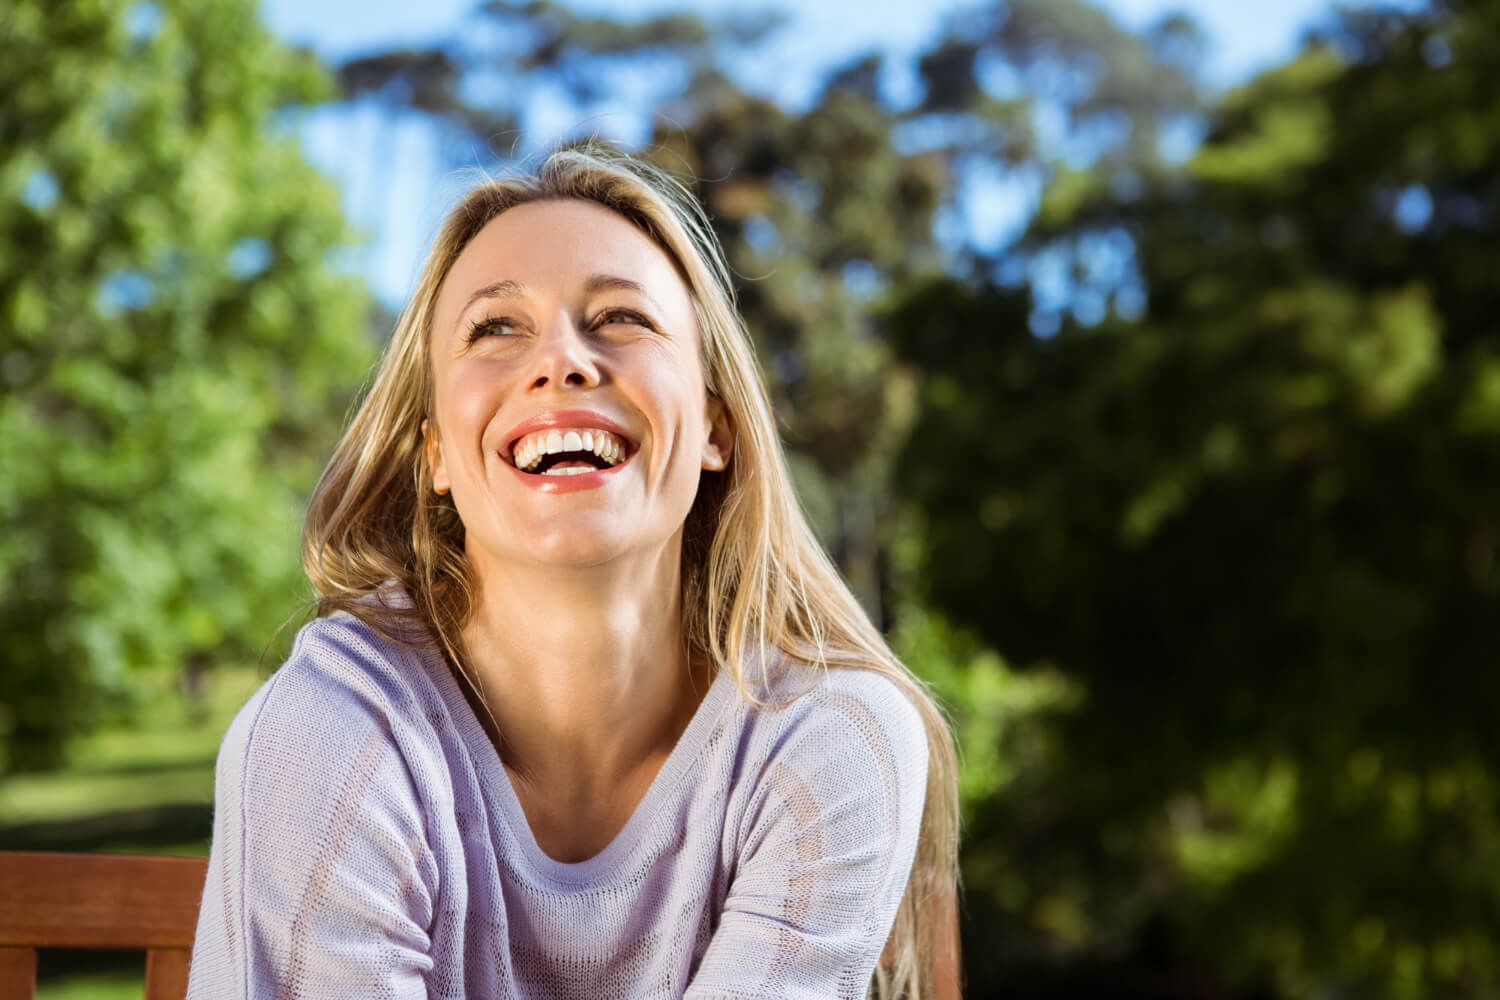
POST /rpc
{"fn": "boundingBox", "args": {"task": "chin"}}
[485,516,638,570]
[525,535,628,569]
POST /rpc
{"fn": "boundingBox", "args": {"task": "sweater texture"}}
[186,602,928,998]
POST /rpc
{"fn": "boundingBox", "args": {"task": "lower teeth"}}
[541,466,596,477]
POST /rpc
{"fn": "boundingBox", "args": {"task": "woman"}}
[187,145,960,999]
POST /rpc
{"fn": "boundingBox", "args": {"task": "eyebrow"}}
[584,273,648,298]
[583,273,667,316]
[458,273,662,318]
[460,279,528,316]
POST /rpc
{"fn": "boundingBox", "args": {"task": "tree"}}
[892,1,1500,995]
[0,0,373,770]
[327,0,1200,631]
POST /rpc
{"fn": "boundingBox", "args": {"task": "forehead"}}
[434,198,693,328]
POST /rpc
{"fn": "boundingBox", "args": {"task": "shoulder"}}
[242,611,428,724]
[810,667,928,750]
[716,661,929,943]
[279,608,436,713]
[750,662,928,774]
[215,610,442,809]
[730,662,930,841]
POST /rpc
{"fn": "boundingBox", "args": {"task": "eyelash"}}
[464,308,652,344]
[465,317,514,343]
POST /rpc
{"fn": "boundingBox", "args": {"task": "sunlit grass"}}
[0,763,217,827]
[0,665,263,828]
[37,970,143,1000]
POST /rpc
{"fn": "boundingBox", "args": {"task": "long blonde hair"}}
[303,144,960,999]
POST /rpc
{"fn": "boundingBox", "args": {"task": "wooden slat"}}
[0,852,207,949]
[0,945,38,1000]
[144,947,191,1000]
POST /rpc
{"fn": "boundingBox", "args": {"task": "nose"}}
[527,312,600,391]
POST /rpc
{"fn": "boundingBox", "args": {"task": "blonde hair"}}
[303,144,961,999]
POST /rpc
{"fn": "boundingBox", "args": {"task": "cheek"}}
[658,374,712,473]
[440,362,510,448]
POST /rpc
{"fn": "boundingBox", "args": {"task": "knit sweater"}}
[185,604,928,999]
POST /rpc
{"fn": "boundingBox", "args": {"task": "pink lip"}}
[501,409,638,462]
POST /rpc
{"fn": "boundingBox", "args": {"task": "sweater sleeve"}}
[187,626,438,999]
[685,673,929,1000]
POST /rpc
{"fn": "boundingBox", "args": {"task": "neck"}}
[457,538,712,792]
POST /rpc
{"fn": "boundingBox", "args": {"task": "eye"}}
[593,307,653,330]
[466,316,522,343]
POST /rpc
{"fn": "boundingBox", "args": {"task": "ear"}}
[701,396,734,472]
[422,419,451,495]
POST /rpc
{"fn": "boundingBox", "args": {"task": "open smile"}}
[503,448,633,493]
[501,409,639,492]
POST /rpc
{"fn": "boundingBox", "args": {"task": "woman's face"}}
[426,198,732,575]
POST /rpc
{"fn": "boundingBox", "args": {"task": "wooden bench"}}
[0,851,207,1000]
[0,850,959,999]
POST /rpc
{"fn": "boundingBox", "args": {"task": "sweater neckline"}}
[424,641,740,886]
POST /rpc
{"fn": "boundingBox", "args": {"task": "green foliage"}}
[0,0,373,769]
[893,1,1500,995]
[889,603,1080,820]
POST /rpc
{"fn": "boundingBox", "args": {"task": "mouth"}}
[505,425,636,478]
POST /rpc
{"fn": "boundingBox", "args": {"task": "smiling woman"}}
[184,144,960,1000]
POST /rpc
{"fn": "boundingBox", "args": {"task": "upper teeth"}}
[512,427,628,472]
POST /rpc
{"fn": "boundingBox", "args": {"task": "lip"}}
[501,409,639,464]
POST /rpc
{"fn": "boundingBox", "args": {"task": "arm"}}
[686,676,929,1000]
[187,637,437,999]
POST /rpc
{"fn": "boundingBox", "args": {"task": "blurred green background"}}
[3,0,1497,996]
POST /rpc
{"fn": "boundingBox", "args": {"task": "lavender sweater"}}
[185,606,928,998]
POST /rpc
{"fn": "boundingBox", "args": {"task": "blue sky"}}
[258,0,1418,306]
[262,0,1391,90]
